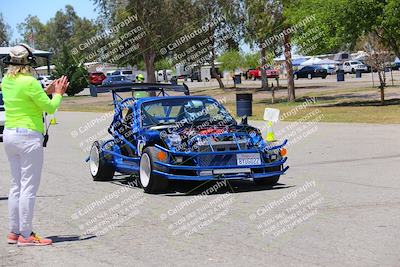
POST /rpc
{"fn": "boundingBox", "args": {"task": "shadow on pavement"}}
[103,175,295,196]
[46,235,97,243]
[165,180,295,196]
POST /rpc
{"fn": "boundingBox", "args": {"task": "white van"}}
[156,70,173,82]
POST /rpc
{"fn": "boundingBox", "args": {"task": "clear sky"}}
[0,0,98,41]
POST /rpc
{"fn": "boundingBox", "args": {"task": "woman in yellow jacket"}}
[2,44,69,246]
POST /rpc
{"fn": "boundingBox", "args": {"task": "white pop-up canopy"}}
[300,57,322,66]
[318,58,341,65]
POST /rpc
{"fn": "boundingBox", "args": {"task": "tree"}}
[244,0,281,90]
[93,0,196,84]
[193,0,243,89]
[53,45,88,96]
[243,52,260,70]
[0,13,11,46]
[287,0,400,59]
[219,50,244,87]
[280,1,297,102]
[155,58,173,71]
[17,6,99,61]
[17,15,47,49]
[362,33,395,105]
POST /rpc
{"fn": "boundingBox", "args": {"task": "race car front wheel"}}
[89,141,115,181]
[254,165,281,186]
[139,147,169,194]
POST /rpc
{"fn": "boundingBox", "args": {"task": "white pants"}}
[3,128,43,238]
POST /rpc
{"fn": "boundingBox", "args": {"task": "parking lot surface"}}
[0,112,399,266]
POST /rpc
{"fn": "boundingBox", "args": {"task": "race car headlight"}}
[156,151,168,161]
[280,148,287,157]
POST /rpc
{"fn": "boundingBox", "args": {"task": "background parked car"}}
[111,70,135,81]
[89,72,106,85]
[102,75,133,86]
[37,75,53,88]
[0,91,4,142]
[294,65,328,79]
[343,61,368,73]
[391,61,400,71]
[322,65,337,75]
[247,66,279,79]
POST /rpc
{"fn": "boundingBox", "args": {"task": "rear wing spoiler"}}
[92,82,190,96]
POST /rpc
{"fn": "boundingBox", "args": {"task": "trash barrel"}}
[170,76,178,85]
[356,70,362,78]
[337,70,345,82]
[89,85,98,97]
[236,93,252,117]
[233,74,242,85]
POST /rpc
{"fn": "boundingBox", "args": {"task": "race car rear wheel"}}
[89,141,115,181]
[139,147,169,194]
[254,165,281,186]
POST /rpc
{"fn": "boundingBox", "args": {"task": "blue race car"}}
[87,83,288,193]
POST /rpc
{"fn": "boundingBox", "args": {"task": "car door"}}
[344,62,350,72]
[299,66,310,78]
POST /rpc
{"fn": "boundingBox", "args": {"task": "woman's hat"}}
[3,43,36,66]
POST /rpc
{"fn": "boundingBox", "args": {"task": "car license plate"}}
[237,153,261,166]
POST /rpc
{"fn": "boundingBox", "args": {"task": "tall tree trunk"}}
[271,86,275,104]
[143,48,156,96]
[378,71,385,105]
[143,48,156,83]
[260,47,269,90]
[284,30,295,102]
[210,46,225,89]
[209,33,224,89]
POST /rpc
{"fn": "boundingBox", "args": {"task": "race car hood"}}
[143,124,266,153]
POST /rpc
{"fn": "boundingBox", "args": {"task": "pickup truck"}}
[247,67,279,80]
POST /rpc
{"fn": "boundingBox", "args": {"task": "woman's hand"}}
[45,80,56,95]
[54,76,69,96]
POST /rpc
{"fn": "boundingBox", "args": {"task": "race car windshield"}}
[141,98,235,127]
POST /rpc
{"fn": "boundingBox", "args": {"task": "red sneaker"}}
[7,232,19,244]
[17,233,53,246]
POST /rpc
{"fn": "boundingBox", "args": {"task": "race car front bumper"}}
[152,141,289,181]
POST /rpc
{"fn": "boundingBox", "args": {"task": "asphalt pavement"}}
[0,112,399,267]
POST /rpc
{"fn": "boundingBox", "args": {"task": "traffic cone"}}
[266,121,275,142]
[50,116,57,125]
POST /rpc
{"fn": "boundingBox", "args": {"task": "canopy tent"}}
[0,47,52,76]
[318,58,341,65]
[292,57,308,66]
[300,57,322,66]
[273,54,310,62]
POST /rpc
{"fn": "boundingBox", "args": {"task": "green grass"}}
[224,98,400,124]
[59,86,400,124]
